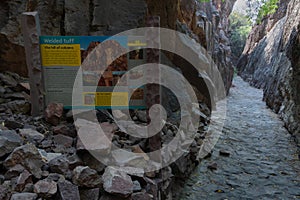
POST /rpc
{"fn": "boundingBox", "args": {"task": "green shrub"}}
[256,0,279,24]
[198,0,225,3]
[229,12,252,58]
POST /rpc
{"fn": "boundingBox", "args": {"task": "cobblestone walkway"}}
[178,76,300,199]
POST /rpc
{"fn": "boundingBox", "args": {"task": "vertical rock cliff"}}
[0,1,237,199]
[237,0,300,142]
[144,0,236,95]
[0,0,235,95]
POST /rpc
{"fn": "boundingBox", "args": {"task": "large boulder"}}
[77,151,105,173]
[34,180,57,198]
[0,130,22,157]
[10,193,37,200]
[72,166,102,188]
[44,103,64,126]
[48,155,71,177]
[4,144,44,179]
[4,164,25,179]
[102,166,133,198]
[19,129,45,144]
[75,119,117,155]
[57,180,80,200]
[15,170,32,192]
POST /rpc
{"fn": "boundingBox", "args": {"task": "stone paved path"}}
[178,76,300,199]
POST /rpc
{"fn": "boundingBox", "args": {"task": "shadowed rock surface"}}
[177,76,300,199]
[237,0,300,143]
[0,0,234,95]
[1,0,300,199]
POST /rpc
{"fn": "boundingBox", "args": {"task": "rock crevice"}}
[237,0,300,142]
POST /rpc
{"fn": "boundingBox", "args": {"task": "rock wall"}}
[237,0,300,142]
[213,0,236,93]
[0,0,147,76]
[0,0,234,94]
[239,0,288,57]
[147,0,235,95]
[0,0,236,199]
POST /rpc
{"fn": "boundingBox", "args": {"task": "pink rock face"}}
[102,167,133,198]
[75,119,117,154]
[53,134,74,148]
[45,103,64,126]
[34,180,57,198]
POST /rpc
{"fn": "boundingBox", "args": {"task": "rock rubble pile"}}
[0,72,211,200]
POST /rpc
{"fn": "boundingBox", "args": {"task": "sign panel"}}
[40,36,147,109]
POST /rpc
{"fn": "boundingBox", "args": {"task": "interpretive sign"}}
[40,35,148,109]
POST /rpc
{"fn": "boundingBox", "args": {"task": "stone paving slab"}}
[178,76,300,199]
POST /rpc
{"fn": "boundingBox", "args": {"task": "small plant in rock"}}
[245,0,279,24]
[256,0,279,24]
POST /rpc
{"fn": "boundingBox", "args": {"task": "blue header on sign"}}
[40,36,128,49]
[40,36,80,45]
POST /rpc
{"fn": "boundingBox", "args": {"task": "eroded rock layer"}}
[0,0,234,94]
[238,0,300,142]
